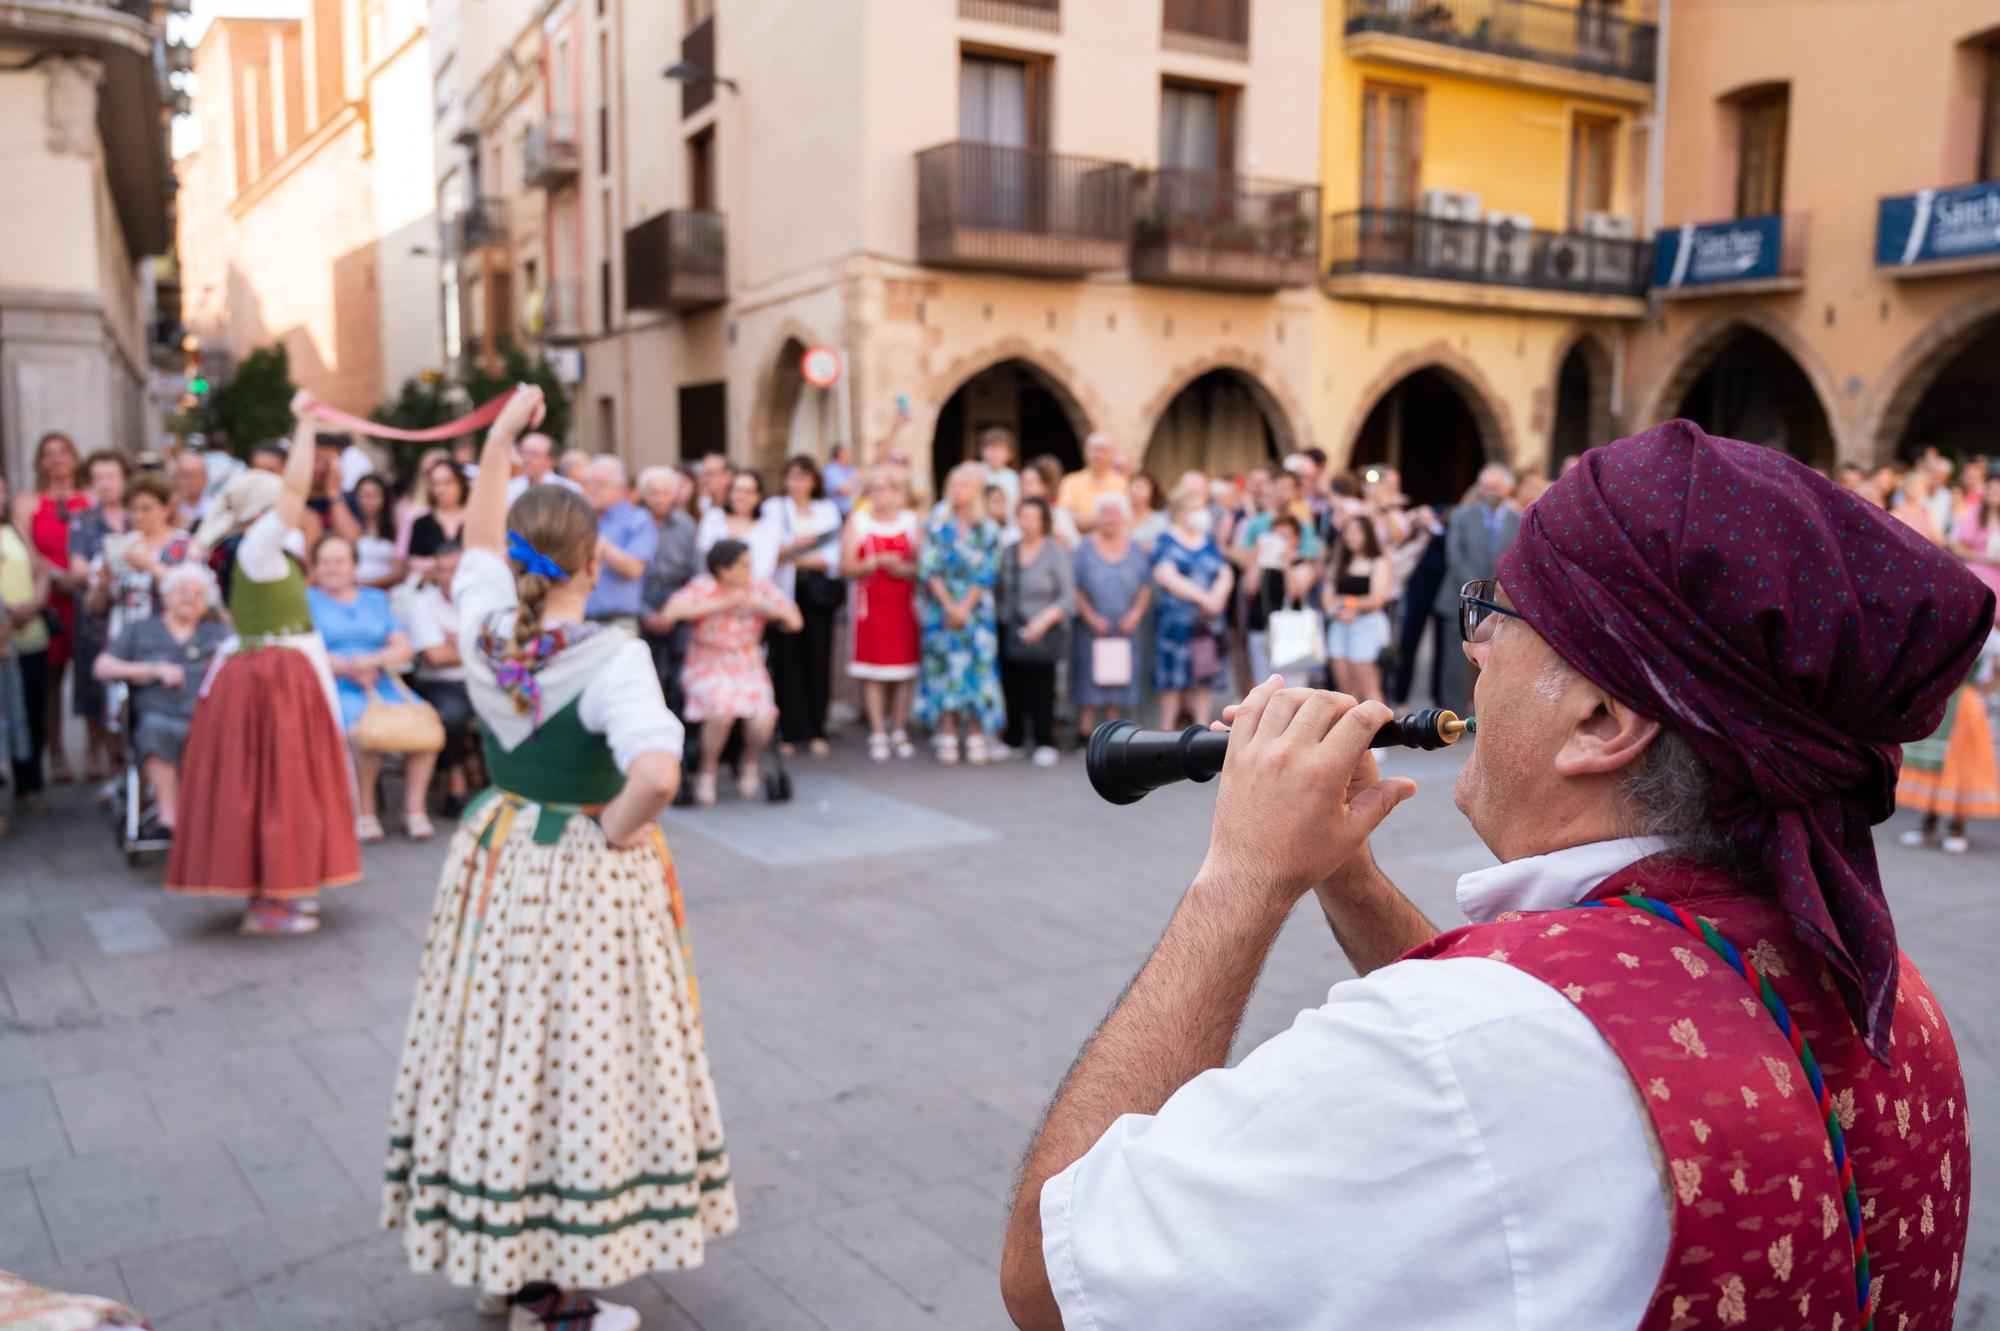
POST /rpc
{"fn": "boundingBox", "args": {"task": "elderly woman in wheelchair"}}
[91,563,227,840]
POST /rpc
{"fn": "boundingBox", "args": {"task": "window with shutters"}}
[1568,113,1617,227]
[1361,83,1421,212]
[1733,86,1788,218]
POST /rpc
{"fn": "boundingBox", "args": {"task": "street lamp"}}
[662,61,738,94]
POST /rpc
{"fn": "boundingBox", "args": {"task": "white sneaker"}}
[987,742,1019,762]
[1031,746,1059,768]
[1942,835,1970,855]
[1898,827,1934,848]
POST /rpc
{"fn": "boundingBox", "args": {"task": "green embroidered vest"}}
[230,556,314,637]
[481,695,624,807]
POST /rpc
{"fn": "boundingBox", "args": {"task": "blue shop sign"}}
[1877,182,2000,268]
[1652,216,1784,288]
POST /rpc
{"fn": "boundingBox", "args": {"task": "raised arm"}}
[276,391,319,533]
[464,386,546,556]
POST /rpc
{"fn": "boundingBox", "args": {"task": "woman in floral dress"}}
[1151,483,1235,730]
[661,538,802,805]
[916,462,1004,764]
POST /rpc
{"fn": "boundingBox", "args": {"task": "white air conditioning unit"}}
[1423,217,1480,274]
[1420,189,1483,221]
[1482,212,1533,278]
[1544,233,1592,285]
[1591,238,1643,287]
[1582,211,1635,239]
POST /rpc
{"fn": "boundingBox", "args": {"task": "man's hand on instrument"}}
[1197,677,1416,912]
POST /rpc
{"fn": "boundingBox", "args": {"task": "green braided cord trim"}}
[409,1198,715,1238]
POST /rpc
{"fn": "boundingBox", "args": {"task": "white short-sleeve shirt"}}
[1041,838,1674,1331]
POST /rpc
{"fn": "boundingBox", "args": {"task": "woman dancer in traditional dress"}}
[383,387,736,1331]
[167,395,360,933]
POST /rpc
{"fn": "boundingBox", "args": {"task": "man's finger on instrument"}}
[1260,685,1313,740]
[1230,675,1283,752]
[1348,775,1419,832]
[1319,698,1396,776]
[1288,689,1346,743]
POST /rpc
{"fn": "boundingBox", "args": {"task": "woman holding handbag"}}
[1069,493,1150,747]
[307,533,440,842]
[764,456,843,758]
[1242,515,1323,689]
[997,497,1075,767]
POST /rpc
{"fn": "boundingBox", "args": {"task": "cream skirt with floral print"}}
[382,793,737,1292]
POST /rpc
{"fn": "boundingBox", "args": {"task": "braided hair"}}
[497,484,599,715]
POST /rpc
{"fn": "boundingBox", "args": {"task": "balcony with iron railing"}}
[529,279,584,340]
[450,198,508,254]
[1323,208,1651,312]
[523,115,580,190]
[1130,170,1321,291]
[624,210,727,312]
[958,0,1059,30]
[1163,0,1249,59]
[916,141,1133,277]
[1343,0,1655,96]
[1651,213,1807,297]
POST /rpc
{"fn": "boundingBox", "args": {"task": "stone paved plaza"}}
[2,740,1995,1329]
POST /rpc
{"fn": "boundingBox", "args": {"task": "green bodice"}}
[230,557,313,636]
[481,696,625,807]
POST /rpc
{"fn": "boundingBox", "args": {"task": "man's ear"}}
[1552,690,1661,779]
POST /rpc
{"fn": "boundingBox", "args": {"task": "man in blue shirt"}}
[582,454,658,628]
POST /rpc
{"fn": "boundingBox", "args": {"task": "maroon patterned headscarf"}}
[1499,421,1995,1058]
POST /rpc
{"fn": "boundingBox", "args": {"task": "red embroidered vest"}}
[1406,858,1968,1330]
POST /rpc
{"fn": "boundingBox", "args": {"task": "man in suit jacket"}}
[1431,464,1521,714]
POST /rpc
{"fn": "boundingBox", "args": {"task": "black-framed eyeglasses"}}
[1459,579,1525,644]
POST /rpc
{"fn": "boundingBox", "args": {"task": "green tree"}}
[468,341,571,446]
[371,373,458,481]
[204,343,296,457]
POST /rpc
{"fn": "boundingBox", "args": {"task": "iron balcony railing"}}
[1163,0,1249,55]
[450,198,508,253]
[958,0,1059,30]
[523,115,580,190]
[1131,169,1321,291]
[1325,208,1652,297]
[1343,0,1656,82]
[624,209,727,312]
[916,141,1133,276]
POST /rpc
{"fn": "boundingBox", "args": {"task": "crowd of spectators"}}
[3,417,1994,839]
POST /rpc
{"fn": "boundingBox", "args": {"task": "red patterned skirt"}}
[166,645,361,899]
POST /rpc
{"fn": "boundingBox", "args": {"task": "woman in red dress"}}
[842,468,922,762]
[11,432,87,783]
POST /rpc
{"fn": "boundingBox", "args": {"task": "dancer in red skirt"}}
[167,391,359,933]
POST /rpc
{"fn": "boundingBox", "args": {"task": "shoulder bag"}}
[354,679,445,754]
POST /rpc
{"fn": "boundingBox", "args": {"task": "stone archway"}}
[749,323,835,478]
[1860,288,2000,463]
[1341,343,1516,506]
[926,351,1097,499]
[1547,331,1615,469]
[1139,355,1302,484]
[1635,311,1846,465]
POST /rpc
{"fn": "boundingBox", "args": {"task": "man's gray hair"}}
[637,465,677,491]
[588,454,629,485]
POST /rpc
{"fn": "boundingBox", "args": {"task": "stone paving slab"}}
[0,739,1994,1328]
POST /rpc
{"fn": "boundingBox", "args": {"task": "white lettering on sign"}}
[1688,226,1766,282]
[1928,190,2000,256]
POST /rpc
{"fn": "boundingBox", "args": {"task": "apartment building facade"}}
[441,0,1324,490]
[1621,0,2000,467]
[178,0,440,420]
[1,0,175,482]
[1314,0,1657,501]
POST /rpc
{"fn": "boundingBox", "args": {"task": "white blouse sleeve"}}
[235,510,293,584]
[696,508,727,554]
[1040,957,1666,1331]
[452,548,518,662]
[577,637,686,773]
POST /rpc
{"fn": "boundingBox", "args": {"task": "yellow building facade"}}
[1314,0,1657,502]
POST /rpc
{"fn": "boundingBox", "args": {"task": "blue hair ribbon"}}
[507,529,570,581]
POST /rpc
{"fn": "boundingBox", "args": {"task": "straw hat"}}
[192,468,284,552]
